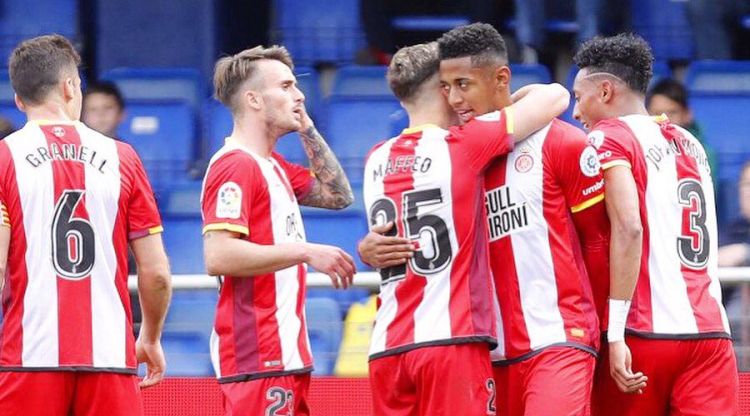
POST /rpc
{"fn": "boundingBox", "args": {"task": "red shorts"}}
[220,373,311,416]
[0,371,142,416]
[592,336,738,416]
[369,343,496,416]
[493,346,595,416]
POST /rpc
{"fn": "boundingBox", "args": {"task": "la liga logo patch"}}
[216,181,242,219]
[579,146,601,177]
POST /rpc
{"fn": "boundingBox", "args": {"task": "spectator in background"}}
[720,162,750,267]
[0,116,14,138]
[82,81,125,139]
[646,78,716,174]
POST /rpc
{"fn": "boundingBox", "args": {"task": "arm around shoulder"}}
[508,83,570,140]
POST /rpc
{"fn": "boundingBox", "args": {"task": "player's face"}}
[440,57,502,124]
[647,94,692,128]
[258,60,305,134]
[572,68,608,130]
[82,92,124,138]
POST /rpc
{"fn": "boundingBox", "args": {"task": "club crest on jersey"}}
[52,126,65,138]
[514,153,534,173]
[579,146,601,178]
[216,181,241,219]
[587,130,605,149]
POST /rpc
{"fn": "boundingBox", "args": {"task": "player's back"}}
[594,114,729,338]
[0,120,161,373]
[363,115,514,359]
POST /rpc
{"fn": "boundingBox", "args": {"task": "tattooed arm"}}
[297,111,354,209]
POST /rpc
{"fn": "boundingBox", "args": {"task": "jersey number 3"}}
[52,190,95,279]
[677,179,709,269]
[369,188,453,283]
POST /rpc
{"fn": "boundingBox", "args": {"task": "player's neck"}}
[24,103,76,123]
[229,118,274,158]
[404,102,450,129]
[612,96,649,119]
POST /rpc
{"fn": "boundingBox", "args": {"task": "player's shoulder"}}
[546,119,588,142]
[588,117,638,147]
[205,147,261,188]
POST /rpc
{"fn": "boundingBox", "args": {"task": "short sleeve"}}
[201,152,258,236]
[588,119,637,171]
[272,151,314,200]
[120,145,162,240]
[449,108,515,170]
[549,123,605,213]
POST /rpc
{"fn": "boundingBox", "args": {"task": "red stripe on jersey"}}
[486,157,533,354]
[384,134,424,350]
[0,142,27,366]
[463,182,494,336]
[42,125,94,366]
[232,276,260,373]
[295,264,312,365]
[662,124,725,332]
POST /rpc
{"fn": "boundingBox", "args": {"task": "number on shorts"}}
[486,378,497,415]
[266,387,294,416]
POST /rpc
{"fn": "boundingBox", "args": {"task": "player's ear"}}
[599,80,615,104]
[62,76,76,102]
[495,66,511,91]
[245,90,263,111]
[14,94,26,113]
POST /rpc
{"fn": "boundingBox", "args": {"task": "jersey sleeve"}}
[550,123,605,213]
[589,120,637,171]
[272,151,315,200]
[201,152,258,236]
[120,145,163,240]
[449,108,515,170]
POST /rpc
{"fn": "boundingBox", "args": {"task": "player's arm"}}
[297,109,354,210]
[130,233,171,389]
[203,230,355,289]
[604,165,647,394]
[507,83,569,140]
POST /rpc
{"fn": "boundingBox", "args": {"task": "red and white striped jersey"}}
[488,119,602,363]
[0,120,162,373]
[201,139,315,383]
[363,110,515,360]
[592,114,730,339]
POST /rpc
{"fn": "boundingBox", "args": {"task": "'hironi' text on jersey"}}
[485,185,529,241]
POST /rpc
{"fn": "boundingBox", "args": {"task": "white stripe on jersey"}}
[81,128,126,367]
[210,329,221,378]
[412,130,456,343]
[506,125,567,351]
[8,125,60,366]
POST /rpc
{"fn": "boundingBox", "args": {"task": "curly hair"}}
[387,42,440,102]
[437,22,507,67]
[573,33,654,95]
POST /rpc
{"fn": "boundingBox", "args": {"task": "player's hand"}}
[136,338,166,389]
[357,222,414,269]
[609,340,647,394]
[305,243,356,289]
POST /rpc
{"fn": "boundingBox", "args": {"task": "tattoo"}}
[298,127,354,209]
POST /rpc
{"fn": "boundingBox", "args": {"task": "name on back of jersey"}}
[643,135,710,173]
[485,185,530,241]
[24,142,109,173]
[371,155,433,183]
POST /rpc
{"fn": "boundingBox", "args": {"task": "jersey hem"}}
[491,342,598,366]
[202,222,249,236]
[128,224,164,240]
[601,160,631,170]
[570,194,604,213]
[217,366,313,384]
[624,329,731,341]
[368,336,497,361]
[0,366,137,374]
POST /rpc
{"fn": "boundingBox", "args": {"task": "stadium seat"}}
[334,295,377,377]
[160,331,213,376]
[272,0,365,65]
[331,66,391,98]
[685,61,750,94]
[305,297,343,375]
[391,15,469,31]
[509,64,552,92]
[117,100,197,192]
[101,67,203,109]
[630,0,694,61]
[159,180,203,217]
[307,288,372,318]
[301,206,370,271]
[166,290,217,333]
[325,97,402,182]
[162,216,205,274]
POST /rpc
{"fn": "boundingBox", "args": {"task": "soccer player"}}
[572,33,737,415]
[201,45,356,416]
[363,41,570,415]
[0,35,172,416]
[82,81,126,139]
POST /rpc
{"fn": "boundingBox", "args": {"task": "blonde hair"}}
[387,42,440,102]
[213,45,293,113]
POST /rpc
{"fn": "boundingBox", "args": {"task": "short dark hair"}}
[437,22,508,67]
[387,42,440,102]
[9,34,81,105]
[573,33,654,95]
[84,81,125,110]
[646,78,688,109]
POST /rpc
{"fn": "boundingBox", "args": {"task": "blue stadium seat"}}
[159,180,203,216]
[101,67,203,109]
[685,61,750,94]
[0,0,77,64]
[509,64,552,92]
[308,288,372,317]
[166,290,217,333]
[305,297,343,375]
[331,66,391,98]
[162,216,205,274]
[301,206,370,271]
[117,100,197,191]
[391,15,469,31]
[631,0,693,61]
[273,0,365,65]
[325,97,402,182]
[161,331,213,376]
